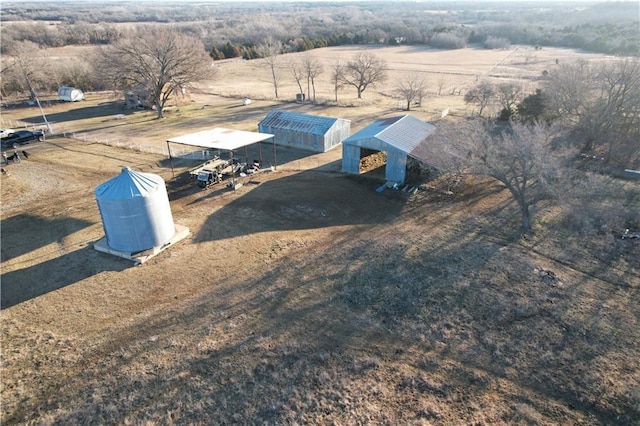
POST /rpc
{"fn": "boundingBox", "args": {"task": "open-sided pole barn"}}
[341,115,437,185]
[166,128,276,182]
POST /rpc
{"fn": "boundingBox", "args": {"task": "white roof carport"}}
[167,128,274,151]
[166,127,275,176]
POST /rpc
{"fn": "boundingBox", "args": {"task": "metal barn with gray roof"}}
[341,115,437,185]
[258,110,350,153]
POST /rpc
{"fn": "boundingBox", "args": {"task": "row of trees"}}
[251,36,389,103]
[2,2,638,57]
[463,59,640,166]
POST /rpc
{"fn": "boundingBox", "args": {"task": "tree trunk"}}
[271,68,279,98]
[156,98,164,119]
[521,202,532,234]
[406,100,411,111]
[357,87,362,99]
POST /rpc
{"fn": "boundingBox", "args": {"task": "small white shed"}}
[58,86,84,102]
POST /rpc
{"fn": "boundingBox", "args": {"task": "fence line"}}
[61,130,216,160]
[0,117,217,161]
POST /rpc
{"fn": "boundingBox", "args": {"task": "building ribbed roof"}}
[259,110,347,135]
[343,115,437,163]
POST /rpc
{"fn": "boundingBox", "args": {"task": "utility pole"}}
[32,91,53,134]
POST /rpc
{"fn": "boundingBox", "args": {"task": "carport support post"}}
[272,137,277,169]
[167,141,175,177]
[230,150,235,190]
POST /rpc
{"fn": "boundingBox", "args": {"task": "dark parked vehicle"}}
[1,130,44,148]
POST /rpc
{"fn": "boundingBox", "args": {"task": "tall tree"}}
[302,54,323,102]
[496,82,523,120]
[434,120,563,234]
[339,52,387,99]
[97,28,215,119]
[545,59,640,163]
[2,41,53,132]
[288,59,306,99]
[394,72,428,111]
[2,41,50,99]
[464,80,495,117]
[256,36,283,99]
[331,60,345,102]
[516,89,549,124]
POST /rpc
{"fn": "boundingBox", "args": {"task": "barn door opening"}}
[359,148,387,180]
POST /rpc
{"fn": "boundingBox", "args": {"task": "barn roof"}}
[259,110,348,135]
[167,128,274,151]
[342,115,437,163]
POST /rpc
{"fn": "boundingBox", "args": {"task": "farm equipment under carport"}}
[189,156,261,190]
[189,157,230,189]
[196,168,223,188]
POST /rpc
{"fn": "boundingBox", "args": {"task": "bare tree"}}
[331,60,345,102]
[97,28,215,119]
[496,82,523,119]
[599,60,640,164]
[288,59,306,99]
[2,41,50,99]
[302,54,323,102]
[339,52,387,99]
[544,60,592,127]
[546,59,640,164]
[256,36,283,99]
[434,120,563,233]
[3,41,53,132]
[436,76,447,96]
[464,80,495,117]
[395,72,428,111]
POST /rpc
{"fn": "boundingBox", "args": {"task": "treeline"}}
[462,59,640,168]
[1,1,638,57]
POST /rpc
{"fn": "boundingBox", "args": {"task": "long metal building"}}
[258,110,350,153]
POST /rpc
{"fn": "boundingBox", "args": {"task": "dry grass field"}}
[1,45,639,425]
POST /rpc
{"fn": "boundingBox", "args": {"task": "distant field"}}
[9,43,616,150]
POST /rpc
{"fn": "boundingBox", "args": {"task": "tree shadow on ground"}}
[28,199,636,424]
[1,244,127,309]
[17,101,130,125]
[0,214,94,263]
[194,169,406,243]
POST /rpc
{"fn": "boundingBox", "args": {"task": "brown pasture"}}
[1,45,638,425]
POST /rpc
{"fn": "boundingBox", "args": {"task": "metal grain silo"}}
[95,167,175,253]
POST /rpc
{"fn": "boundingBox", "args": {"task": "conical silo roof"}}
[95,167,164,199]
